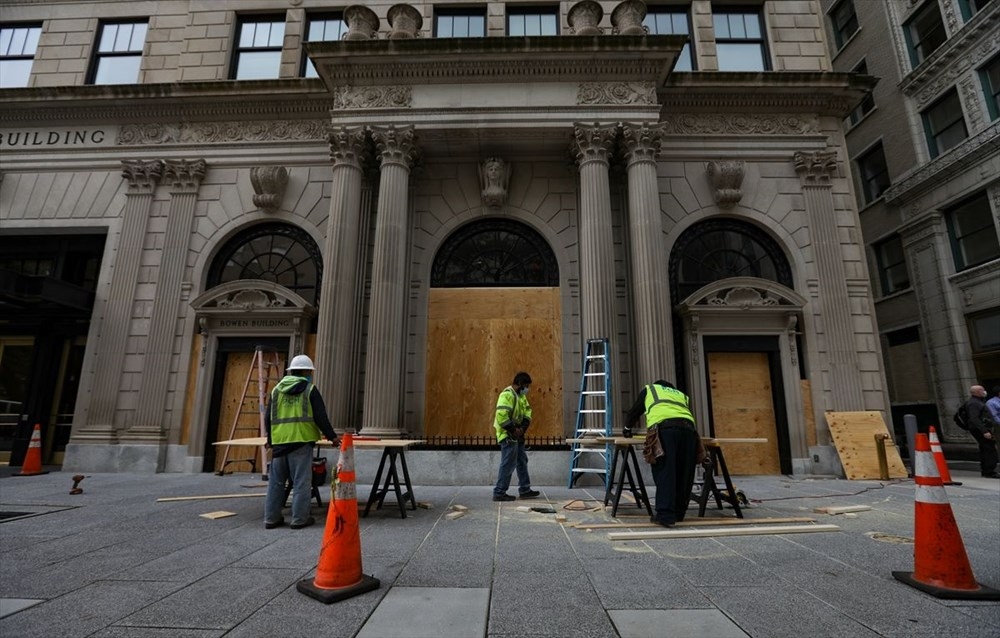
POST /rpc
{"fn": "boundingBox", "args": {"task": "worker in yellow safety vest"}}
[492,371,541,502]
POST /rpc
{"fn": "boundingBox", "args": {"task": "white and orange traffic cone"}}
[297,433,380,603]
[928,426,960,486]
[13,424,48,477]
[892,433,1000,599]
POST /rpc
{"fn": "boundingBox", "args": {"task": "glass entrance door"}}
[0,338,34,463]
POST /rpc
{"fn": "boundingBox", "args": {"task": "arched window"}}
[431,219,558,287]
[207,223,322,306]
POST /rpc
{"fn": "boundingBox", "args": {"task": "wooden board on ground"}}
[814,505,872,515]
[824,411,907,480]
[199,511,237,519]
[608,523,841,541]
[578,516,817,529]
[157,493,266,502]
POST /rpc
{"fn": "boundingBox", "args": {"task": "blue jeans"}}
[494,438,532,496]
[264,444,314,526]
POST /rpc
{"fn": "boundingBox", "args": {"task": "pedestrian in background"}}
[263,354,340,529]
[962,385,998,478]
[492,371,541,502]
[625,380,699,527]
[986,385,1000,425]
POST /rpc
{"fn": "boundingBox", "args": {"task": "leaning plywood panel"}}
[825,411,908,480]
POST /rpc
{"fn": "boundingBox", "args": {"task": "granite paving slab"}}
[608,609,749,638]
[356,587,489,638]
[0,598,43,619]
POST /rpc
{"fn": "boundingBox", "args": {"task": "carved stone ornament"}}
[706,160,745,208]
[162,158,207,191]
[370,125,419,168]
[571,123,618,165]
[120,159,164,193]
[387,4,423,39]
[660,113,819,136]
[577,82,656,105]
[611,0,647,36]
[793,150,838,184]
[219,289,287,310]
[250,166,289,212]
[705,287,781,309]
[344,5,379,40]
[620,122,666,165]
[568,1,604,35]
[328,126,368,169]
[479,157,512,208]
[118,120,330,145]
[333,86,412,110]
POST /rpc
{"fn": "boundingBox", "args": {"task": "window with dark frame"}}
[903,1,947,68]
[945,192,1000,271]
[435,7,487,37]
[921,88,968,158]
[507,6,558,36]
[848,59,876,125]
[958,0,995,22]
[829,0,859,50]
[644,8,694,71]
[0,24,41,88]
[87,20,147,85]
[232,15,285,80]
[856,142,890,204]
[302,13,345,77]
[875,235,909,295]
[712,8,769,71]
[980,53,1000,121]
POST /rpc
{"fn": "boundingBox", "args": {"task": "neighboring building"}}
[820,0,1000,442]
[1,0,883,478]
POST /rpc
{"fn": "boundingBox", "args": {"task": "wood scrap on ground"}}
[814,505,872,515]
[156,493,265,502]
[199,511,237,520]
[608,523,841,541]
[578,516,818,530]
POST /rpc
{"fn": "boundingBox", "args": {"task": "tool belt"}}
[643,420,703,465]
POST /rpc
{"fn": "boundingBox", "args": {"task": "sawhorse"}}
[602,438,652,518]
[694,441,744,518]
[361,442,419,519]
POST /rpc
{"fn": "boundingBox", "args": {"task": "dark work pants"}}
[650,421,699,524]
[970,428,999,474]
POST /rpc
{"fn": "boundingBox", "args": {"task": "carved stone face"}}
[486,161,501,180]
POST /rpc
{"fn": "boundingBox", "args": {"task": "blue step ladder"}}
[567,337,613,488]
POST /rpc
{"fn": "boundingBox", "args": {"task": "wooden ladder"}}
[215,346,283,479]
[567,337,613,488]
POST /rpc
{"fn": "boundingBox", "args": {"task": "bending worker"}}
[624,380,699,527]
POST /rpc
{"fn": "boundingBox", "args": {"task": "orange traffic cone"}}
[297,433,380,603]
[892,433,999,599]
[928,426,960,486]
[13,424,48,477]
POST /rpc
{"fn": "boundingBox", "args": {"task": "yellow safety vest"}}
[644,384,695,428]
[269,379,322,444]
[494,386,532,442]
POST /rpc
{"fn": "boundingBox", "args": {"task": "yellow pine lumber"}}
[157,493,266,502]
[579,516,817,529]
[608,523,840,541]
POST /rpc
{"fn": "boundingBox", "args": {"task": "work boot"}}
[493,493,516,502]
[264,517,285,529]
[649,516,675,528]
[290,517,315,529]
[518,490,541,499]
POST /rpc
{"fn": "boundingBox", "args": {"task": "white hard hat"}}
[287,354,315,371]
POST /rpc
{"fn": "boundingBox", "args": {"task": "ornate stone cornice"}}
[162,159,207,191]
[117,119,331,145]
[884,122,1000,205]
[949,257,1000,289]
[620,122,666,166]
[706,160,746,208]
[121,159,163,193]
[793,150,838,185]
[250,166,288,212]
[328,126,369,170]
[577,82,656,105]
[370,125,418,169]
[190,280,314,314]
[660,113,819,135]
[571,123,618,166]
[333,85,412,110]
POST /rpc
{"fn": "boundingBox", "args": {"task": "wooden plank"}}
[608,523,841,541]
[579,516,818,529]
[180,333,201,446]
[708,352,781,474]
[801,379,817,449]
[199,511,237,520]
[824,411,908,480]
[813,505,872,515]
[156,493,266,502]
[703,438,769,445]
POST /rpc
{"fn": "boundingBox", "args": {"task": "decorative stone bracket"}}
[250,166,288,212]
[706,160,745,208]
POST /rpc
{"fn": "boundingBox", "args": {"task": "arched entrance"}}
[424,219,562,441]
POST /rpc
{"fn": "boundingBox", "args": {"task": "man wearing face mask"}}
[263,354,340,529]
[492,371,541,501]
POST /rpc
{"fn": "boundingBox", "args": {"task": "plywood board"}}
[801,379,817,449]
[180,333,201,446]
[608,523,841,541]
[213,350,285,474]
[424,287,562,440]
[199,511,237,520]
[708,352,780,474]
[814,505,872,515]
[824,411,908,480]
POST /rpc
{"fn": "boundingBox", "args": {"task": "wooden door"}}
[707,351,781,474]
[424,287,562,441]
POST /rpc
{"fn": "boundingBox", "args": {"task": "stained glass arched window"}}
[207,223,323,306]
[431,219,558,287]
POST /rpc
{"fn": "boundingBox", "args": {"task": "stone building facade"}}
[820,0,999,442]
[1,0,884,478]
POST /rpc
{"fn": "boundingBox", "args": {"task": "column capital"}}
[328,125,369,170]
[572,122,618,166]
[121,159,164,193]
[162,159,207,192]
[370,125,419,169]
[793,150,838,185]
[620,122,667,167]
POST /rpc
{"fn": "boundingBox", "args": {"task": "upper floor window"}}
[904,1,946,69]
[303,14,346,77]
[829,0,859,50]
[874,235,909,295]
[88,20,147,85]
[0,24,41,88]
[848,59,876,125]
[507,6,558,36]
[958,0,994,21]
[980,53,1000,121]
[644,8,694,71]
[232,15,285,80]
[435,7,487,37]
[713,8,769,71]
[921,88,968,158]
[945,192,1000,271]
[856,142,890,205]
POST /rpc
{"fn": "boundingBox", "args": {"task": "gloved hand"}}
[622,426,633,439]
[512,427,524,439]
[521,419,530,433]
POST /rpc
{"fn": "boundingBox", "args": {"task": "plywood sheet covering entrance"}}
[213,351,284,473]
[824,411,907,480]
[424,288,562,440]
[708,352,780,475]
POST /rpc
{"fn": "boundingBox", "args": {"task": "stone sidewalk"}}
[1,469,998,637]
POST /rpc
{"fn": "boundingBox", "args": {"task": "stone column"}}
[315,126,368,431]
[73,160,163,442]
[127,159,206,443]
[621,123,671,383]
[794,150,863,410]
[362,125,418,436]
